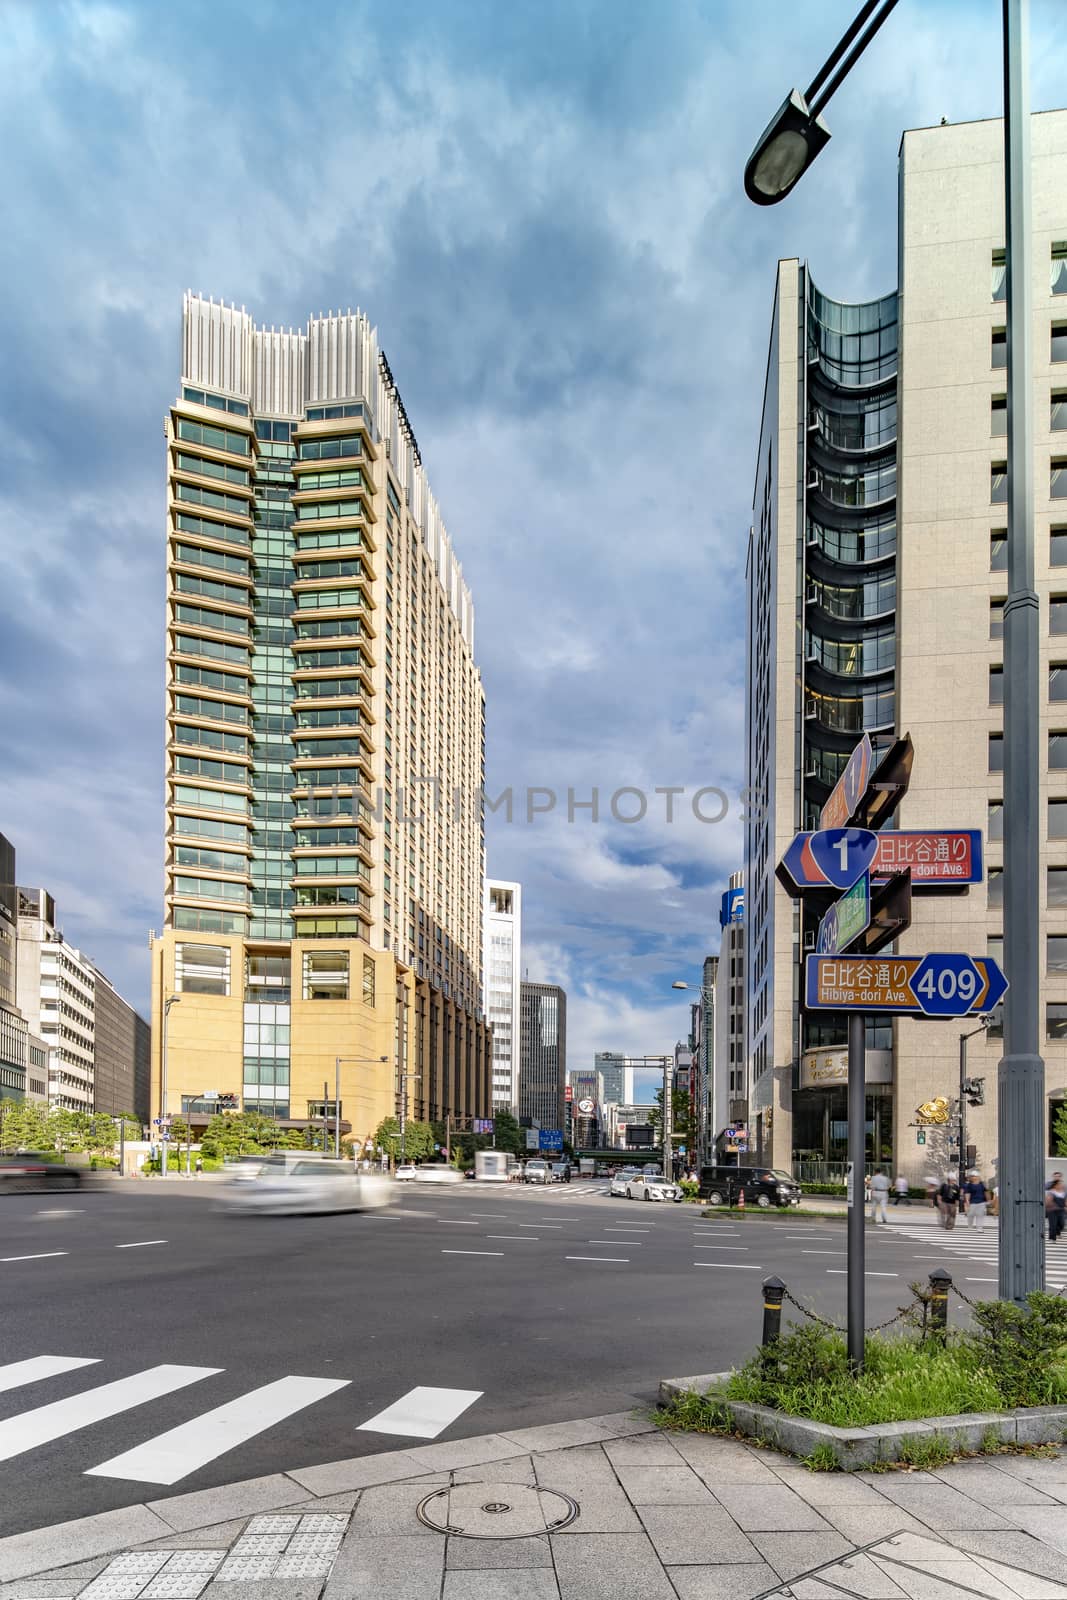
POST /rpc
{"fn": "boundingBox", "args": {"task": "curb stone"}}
[658,1376,1067,1468]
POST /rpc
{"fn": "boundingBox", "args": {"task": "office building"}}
[0,833,28,1102]
[152,296,490,1147]
[518,981,566,1132]
[686,957,716,1165]
[595,1050,625,1106]
[745,110,1067,1178]
[567,1068,600,1146]
[484,880,521,1110]
[92,969,151,1122]
[713,876,746,1147]
[16,888,96,1112]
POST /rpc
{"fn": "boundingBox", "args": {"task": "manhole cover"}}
[416,1481,579,1539]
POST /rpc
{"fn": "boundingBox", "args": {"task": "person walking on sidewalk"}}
[891,1173,910,1206]
[1046,1173,1066,1243]
[962,1170,988,1231]
[869,1167,890,1224]
[937,1175,961,1229]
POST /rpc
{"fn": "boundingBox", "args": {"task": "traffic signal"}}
[963,1077,985,1107]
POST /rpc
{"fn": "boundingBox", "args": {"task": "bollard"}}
[928,1266,952,1340]
[762,1275,785,1349]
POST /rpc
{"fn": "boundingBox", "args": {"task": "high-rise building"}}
[745,110,1067,1180]
[0,833,29,1103]
[16,888,96,1112]
[484,880,521,1110]
[518,981,566,1133]
[713,876,745,1145]
[152,296,490,1146]
[594,1050,625,1106]
[567,1067,600,1146]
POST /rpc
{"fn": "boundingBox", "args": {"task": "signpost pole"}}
[661,1055,672,1182]
[847,1012,866,1371]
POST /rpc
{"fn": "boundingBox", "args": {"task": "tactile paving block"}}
[107,1554,172,1575]
[297,1513,349,1532]
[155,1553,224,1574]
[213,1556,280,1582]
[244,1515,302,1536]
[284,1532,344,1556]
[79,1579,150,1600]
[228,1535,289,1557]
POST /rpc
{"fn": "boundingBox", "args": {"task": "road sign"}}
[538,1128,564,1153]
[816,873,871,955]
[804,953,1008,1017]
[820,734,874,830]
[808,828,878,889]
[779,830,982,894]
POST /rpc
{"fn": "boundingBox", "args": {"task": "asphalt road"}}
[0,1179,1014,1537]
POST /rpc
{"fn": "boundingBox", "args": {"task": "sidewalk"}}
[2,1409,1065,1599]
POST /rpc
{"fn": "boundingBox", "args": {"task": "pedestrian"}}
[194,1154,203,1179]
[1046,1172,1066,1243]
[891,1173,910,1206]
[864,1172,872,1207]
[962,1170,988,1231]
[937,1174,961,1229]
[869,1167,890,1225]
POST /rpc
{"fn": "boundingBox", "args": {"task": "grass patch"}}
[699,1208,845,1222]
[655,1389,731,1434]
[803,1442,838,1472]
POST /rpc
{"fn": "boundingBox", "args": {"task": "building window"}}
[991,464,1008,504]
[302,949,349,1000]
[362,953,376,1006]
[1054,326,1067,364]
[1051,667,1067,702]
[1054,393,1067,433]
[991,532,1007,571]
[988,868,1004,909]
[1051,801,1067,839]
[1052,599,1067,636]
[989,732,1003,772]
[989,666,1004,705]
[988,800,1004,841]
[1054,531,1067,566]
[1048,1004,1067,1041]
[991,249,1007,302]
[991,396,1007,435]
[990,600,1005,639]
[1050,938,1067,974]
[1049,868,1067,907]
[992,329,1007,368]
[174,943,230,996]
[1051,734,1067,770]
[1053,461,1067,500]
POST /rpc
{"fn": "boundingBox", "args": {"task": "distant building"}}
[484,881,522,1111]
[519,981,566,1133]
[594,1051,625,1105]
[0,832,29,1103]
[603,1102,657,1149]
[568,1068,600,1146]
[92,967,151,1122]
[689,956,717,1164]
[714,873,746,1145]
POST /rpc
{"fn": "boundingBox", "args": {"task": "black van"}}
[698,1164,801,1208]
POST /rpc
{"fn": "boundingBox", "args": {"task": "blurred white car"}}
[609,1168,641,1198]
[394,1164,418,1181]
[625,1171,683,1203]
[413,1165,464,1186]
[225,1156,393,1215]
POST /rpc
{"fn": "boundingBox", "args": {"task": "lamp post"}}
[744,0,1043,1305]
[333,1054,389,1160]
[160,994,180,1179]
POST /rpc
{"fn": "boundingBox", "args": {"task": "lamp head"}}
[744,89,831,205]
[671,980,689,991]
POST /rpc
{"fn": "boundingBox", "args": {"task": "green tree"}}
[88,1114,120,1156]
[198,1111,285,1161]
[491,1110,524,1157]
[650,1086,695,1158]
[47,1108,92,1153]
[0,1097,49,1152]
[375,1117,436,1162]
[1053,1100,1067,1158]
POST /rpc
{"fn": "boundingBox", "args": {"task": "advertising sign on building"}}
[719,887,745,926]
[525,1129,540,1151]
[577,1098,596,1115]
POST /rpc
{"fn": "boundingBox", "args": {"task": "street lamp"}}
[160,994,181,1179]
[332,1055,388,1160]
[744,0,1044,1305]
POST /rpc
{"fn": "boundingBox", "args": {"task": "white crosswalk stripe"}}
[881,1222,1067,1286]
[0,1361,485,1485]
[87,1375,351,1485]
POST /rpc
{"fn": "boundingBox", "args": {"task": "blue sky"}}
[1,0,1064,1072]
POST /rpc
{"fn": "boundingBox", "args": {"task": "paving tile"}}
[768,1466,896,1506]
[497,1420,622,1454]
[601,1434,685,1467]
[244,1516,302,1537]
[132,1524,250,1553]
[871,1552,1021,1599]
[862,1480,1017,1531]
[612,1466,716,1506]
[0,1506,174,1585]
[1010,1511,1067,1556]
[664,1562,782,1599]
[445,1536,552,1570]
[984,1455,1067,1483]
[933,1464,1061,1506]
[228,1534,289,1557]
[969,1553,1067,1598]
[531,1445,642,1532]
[815,1551,911,1598]
[578,1411,658,1438]
[272,1554,334,1579]
[297,1516,349,1534]
[322,1533,445,1600]
[0,1556,112,1597]
[78,1577,145,1599]
[665,1434,783,1483]
[749,1532,854,1582]
[346,1478,447,1538]
[201,1581,324,1600]
[151,1556,222,1574]
[451,1457,535,1487]
[712,1485,832,1532]
[285,1452,430,1497]
[213,1554,280,1581]
[272,1495,359,1515]
[635,1505,763,1566]
[817,1507,940,1545]
[441,1572,560,1599]
[550,1531,677,1599]
[403,1435,528,1473]
[148,1475,311,1535]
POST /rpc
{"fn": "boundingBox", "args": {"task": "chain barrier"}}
[779,1285,923,1338]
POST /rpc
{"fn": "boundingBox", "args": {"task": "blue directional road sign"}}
[806,828,878,891]
[538,1128,564,1153]
[805,952,1009,1017]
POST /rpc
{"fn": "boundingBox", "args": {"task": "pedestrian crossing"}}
[879,1220,1067,1289]
[0,1357,483,1487]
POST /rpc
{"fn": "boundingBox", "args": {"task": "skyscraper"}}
[152,296,490,1146]
[518,981,566,1133]
[745,111,1067,1179]
[594,1050,625,1106]
[483,880,521,1110]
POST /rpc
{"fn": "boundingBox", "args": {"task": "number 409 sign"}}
[805,951,1008,1018]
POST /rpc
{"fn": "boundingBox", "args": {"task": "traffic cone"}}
[737,1187,745,1212]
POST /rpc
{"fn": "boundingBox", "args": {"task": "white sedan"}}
[625,1172,683,1203]
[225,1158,393,1215]
[394,1164,418,1181]
[412,1165,465,1186]
[609,1168,641,1197]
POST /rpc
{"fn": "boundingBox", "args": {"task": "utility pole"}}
[661,1055,672,1180]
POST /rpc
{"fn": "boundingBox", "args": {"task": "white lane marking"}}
[441,1250,504,1257]
[802,1250,846,1256]
[588,1239,642,1245]
[520,1223,561,1229]
[115,1240,168,1249]
[437,1220,480,1226]
[827,1270,899,1277]
[469,1214,509,1219]
[358,1386,482,1439]
[601,1226,653,1231]
[0,1356,100,1393]
[0,1365,220,1463]
[1,1252,69,1262]
[967,1277,998,1283]
[694,1262,761,1269]
[87,1375,350,1485]
[35,1209,84,1218]
[693,1244,749,1251]
[565,1256,629,1263]
[487,1235,540,1240]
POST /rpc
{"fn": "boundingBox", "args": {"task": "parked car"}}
[625,1171,683,1203]
[698,1164,801,1209]
[225,1156,392,1215]
[413,1165,464,1186]
[549,1161,572,1183]
[0,1155,81,1193]
[609,1167,641,1197]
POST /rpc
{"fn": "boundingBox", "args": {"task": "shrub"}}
[960,1292,1067,1408]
